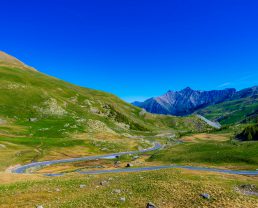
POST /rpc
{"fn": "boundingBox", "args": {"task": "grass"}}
[1,55,258,207]
[0,66,210,137]
[0,132,151,171]
[0,64,212,171]
[149,133,258,169]
[0,169,258,207]
[197,97,258,125]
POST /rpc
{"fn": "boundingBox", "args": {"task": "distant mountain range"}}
[132,86,258,124]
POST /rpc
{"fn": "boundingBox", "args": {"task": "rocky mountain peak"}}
[133,87,239,116]
[181,86,193,92]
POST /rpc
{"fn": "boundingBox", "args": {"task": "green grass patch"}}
[149,140,258,169]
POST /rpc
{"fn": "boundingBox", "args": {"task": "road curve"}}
[12,143,162,174]
[12,142,258,176]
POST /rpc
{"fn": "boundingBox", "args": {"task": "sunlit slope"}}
[197,96,258,125]
[0,57,210,139]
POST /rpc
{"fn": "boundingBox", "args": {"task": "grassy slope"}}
[0,65,211,170]
[0,169,258,208]
[197,97,258,125]
[0,57,258,207]
[0,66,209,134]
[149,133,258,169]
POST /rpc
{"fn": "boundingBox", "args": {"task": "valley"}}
[0,51,258,207]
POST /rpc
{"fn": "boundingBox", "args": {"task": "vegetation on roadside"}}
[149,133,258,169]
[236,124,258,141]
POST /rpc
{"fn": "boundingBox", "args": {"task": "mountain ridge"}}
[132,86,258,117]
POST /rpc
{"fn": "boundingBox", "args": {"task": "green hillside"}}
[0,65,210,137]
[236,124,258,141]
[197,97,258,125]
[0,52,211,170]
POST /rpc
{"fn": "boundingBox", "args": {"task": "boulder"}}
[100,181,108,186]
[200,193,210,199]
[126,163,133,168]
[113,189,121,194]
[146,202,156,208]
[120,197,126,202]
[80,184,86,189]
[114,161,121,167]
[29,118,37,122]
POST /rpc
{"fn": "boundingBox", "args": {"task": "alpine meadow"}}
[0,1,258,208]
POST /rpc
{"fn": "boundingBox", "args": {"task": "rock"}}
[80,184,86,189]
[200,193,210,199]
[114,161,121,167]
[113,189,121,194]
[100,181,108,186]
[90,107,100,114]
[126,163,133,168]
[139,109,147,116]
[0,118,6,125]
[238,184,258,195]
[36,205,43,208]
[0,144,6,149]
[55,188,61,192]
[146,202,156,208]
[29,118,37,122]
[120,197,126,202]
[132,156,139,160]
[240,184,257,190]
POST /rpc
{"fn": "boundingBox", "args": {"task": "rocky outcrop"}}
[233,86,258,99]
[133,87,236,116]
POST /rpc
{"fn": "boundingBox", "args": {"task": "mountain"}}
[132,87,236,116]
[0,51,210,140]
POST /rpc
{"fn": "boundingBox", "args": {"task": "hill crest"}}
[0,51,37,71]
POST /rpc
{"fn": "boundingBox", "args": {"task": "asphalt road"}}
[12,143,162,174]
[12,142,258,176]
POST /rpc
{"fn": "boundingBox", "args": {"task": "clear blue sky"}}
[1,0,258,102]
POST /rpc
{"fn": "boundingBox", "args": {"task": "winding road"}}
[12,142,258,176]
[12,143,162,174]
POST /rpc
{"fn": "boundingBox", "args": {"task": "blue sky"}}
[1,0,258,102]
